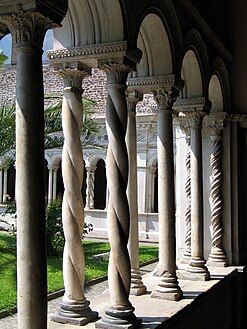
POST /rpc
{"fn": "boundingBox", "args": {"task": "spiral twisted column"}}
[126,90,147,296]
[180,126,192,264]
[85,167,96,210]
[151,89,182,301]
[96,63,141,329]
[51,64,98,326]
[207,118,227,267]
[186,112,210,280]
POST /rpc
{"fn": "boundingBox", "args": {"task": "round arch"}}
[94,158,107,210]
[208,75,224,113]
[53,0,125,49]
[181,29,210,97]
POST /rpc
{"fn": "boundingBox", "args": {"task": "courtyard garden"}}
[0,231,158,313]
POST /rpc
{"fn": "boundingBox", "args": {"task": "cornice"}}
[173,97,211,113]
[127,75,184,94]
[47,41,142,69]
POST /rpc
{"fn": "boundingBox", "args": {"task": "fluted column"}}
[52,166,59,200]
[48,165,53,203]
[51,63,98,325]
[180,122,192,264]
[85,166,96,210]
[126,90,147,296]
[96,62,141,329]
[151,89,182,301]
[206,114,227,267]
[2,168,8,203]
[186,112,210,280]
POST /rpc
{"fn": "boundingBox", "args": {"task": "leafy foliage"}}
[0,52,8,68]
[0,102,15,159]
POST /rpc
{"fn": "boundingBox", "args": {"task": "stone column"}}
[0,11,56,329]
[180,122,192,264]
[51,63,98,325]
[151,89,182,301]
[186,112,210,280]
[207,115,228,267]
[52,166,59,200]
[85,166,96,210]
[0,169,3,203]
[48,165,53,203]
[126,90,147,296]
[2,168,8,203]
[96,62,141,329]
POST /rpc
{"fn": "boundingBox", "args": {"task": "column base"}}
[95,306,142,329]
[207,247,228,267]
[51,300,98,326]
[180,249,191,264]
[183,258,210,281]
[151,272,183,301]
[130,269,147,296]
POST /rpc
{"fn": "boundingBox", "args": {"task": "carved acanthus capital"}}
[204,113,227,139]
[126,90,143,116]
[152,88,178,112]
[99,61,131,87]
[187,111,205,129]
[0,11,56,51]
[175,116,191,136]
[56,62,91,94]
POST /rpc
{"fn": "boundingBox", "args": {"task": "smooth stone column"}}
[48,165,53,203]
[0,169,3,203]
[85,166,96,210]
[3,11,51,329]
[2,168,8,203]
[96,62,141,329]
[51,64,98,326]
[207,119,227,267]
[126,90,147,296]
[52,166,59,200]
[151,90,182,301]
[186,112,210,280]
[180,125,192,264]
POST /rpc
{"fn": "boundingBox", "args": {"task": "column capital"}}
[152,88,179,112]
[204,112,227,138]
[0,1,68,50]
[99,61,132,87]
[175,116,191,136]
[55,62,91,92]
[126,90,143,115]
[187,111,206,129]
[86,166,96,173]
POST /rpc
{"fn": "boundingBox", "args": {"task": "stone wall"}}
[0,62,156,117]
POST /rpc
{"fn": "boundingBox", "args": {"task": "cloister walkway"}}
[0,262,242,329]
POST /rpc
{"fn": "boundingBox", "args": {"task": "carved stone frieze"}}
[127,75,184,95]
[173,97,211,114]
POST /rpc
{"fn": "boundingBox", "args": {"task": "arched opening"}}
[44,159,49,203]
[137,13,173,77]
[94,159,107,210]
[7,163,15,200]
[82,160,87,206]
[56,160,64,199]
[181,50,203,98]
[208,74,224,113]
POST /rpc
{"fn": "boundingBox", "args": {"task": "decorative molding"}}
[127,75,184,94]
[48,41,142,69]
[173,97,211,113]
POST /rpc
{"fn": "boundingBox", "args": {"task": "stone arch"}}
[7,163,15,200]
[134,3,183,76]
[181,30,210,97]
[53,0,125,49]
[209,58,231,113]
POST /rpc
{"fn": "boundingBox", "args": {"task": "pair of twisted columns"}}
[206,115,227,267]
[151,89,182,301]
[0,8,68,328]
[51,64,98,325]
[85,166,96,210]
[96,62,141,329]
[126,91,147,296]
